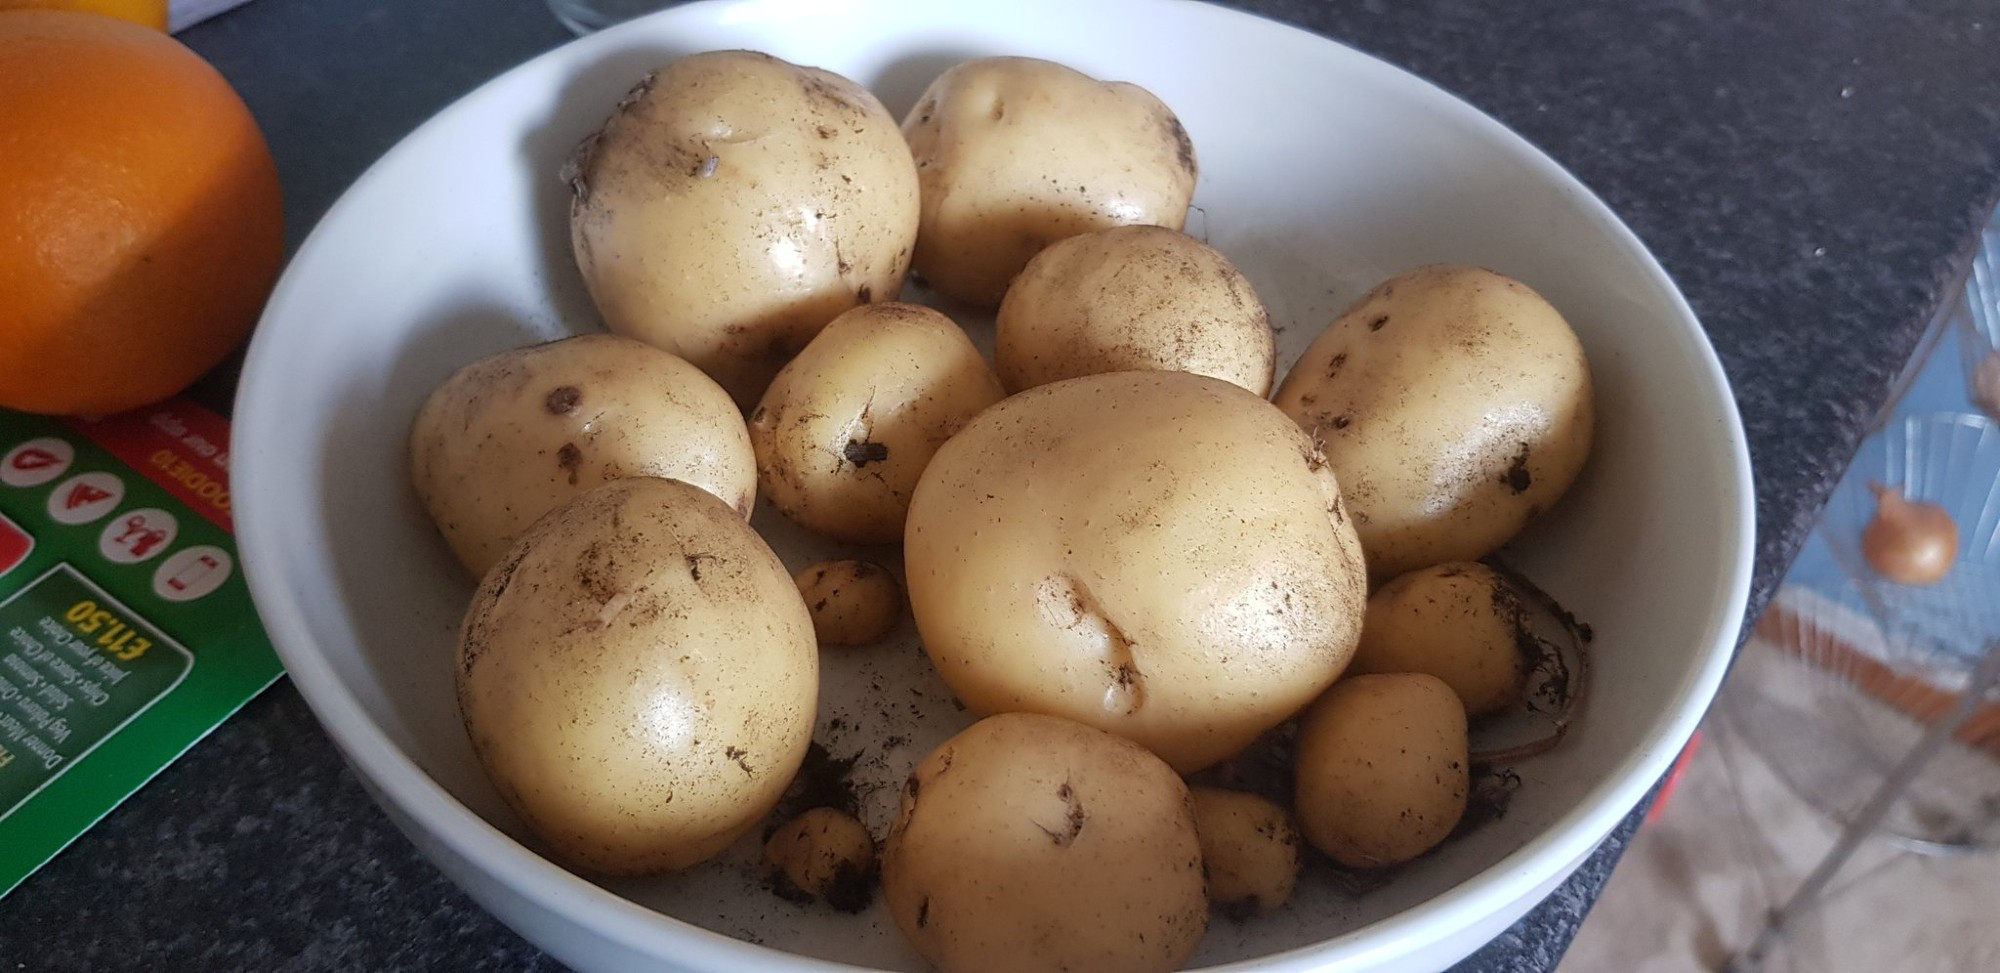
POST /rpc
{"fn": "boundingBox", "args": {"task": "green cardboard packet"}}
[0,397,281,896]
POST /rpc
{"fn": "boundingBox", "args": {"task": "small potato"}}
[751,302,1005,543]
[882,713,1207,973]
[905,371,1368,773]
[794,559,903,646]
[765,807,877,912]
[410,333,754,576]
[456,477,817,875]
[566,51,920,404]
[1294,673,1469,869]
[996,225,1274,395]
[902,56,1197,306]
[1188,787,1300,916]
[1349,562,1527,717]
[1273,265,1594,578]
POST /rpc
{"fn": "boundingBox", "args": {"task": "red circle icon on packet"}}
[2,437,75,488]
[152,544,231,601]
[99,508,178,564]
[46,471,125,525]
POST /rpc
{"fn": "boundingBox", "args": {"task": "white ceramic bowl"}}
[233,1,1755,969]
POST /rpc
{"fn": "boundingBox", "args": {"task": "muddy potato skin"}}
[882,713,1207,973]
[456,477,817,875]
[904,370,1368,773]
[1350,561,1526,717]
[566,50,921,405]
[764,807,877,909]
[1188,787,1300,915]
[409,333,755,577]
[1273,265,1594,578]
[902,56,1197,307]
[794,559,903,646]
[751,302,1004,543]
[996,225,1274,395]
[1294,673,1469,869]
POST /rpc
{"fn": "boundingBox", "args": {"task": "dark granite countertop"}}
[3,0,1996,970]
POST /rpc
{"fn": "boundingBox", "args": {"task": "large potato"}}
[882,712,1207,973]
[750,302,1004,543]
[409,333,754,576]
[905,371,1368,773]
[1349,561,1526,717]
[456,477,817,875]
[902,56,1197,306]
[1273,265,1594,578]
[566,50,920,404]
[1294,673,1469,869]
[995,225,1274,395]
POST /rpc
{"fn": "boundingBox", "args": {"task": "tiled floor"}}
[1560,637,2000,973]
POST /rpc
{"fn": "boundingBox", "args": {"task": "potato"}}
[905,370,1368,773]
[995,225,1273,395]
[1349,561,1526,717]
[794,559,903,647]
[456,477,817,874]
[902,56,1197,306]
[751,302,1004,543]
[882,712,1206,973]
[765,807,877,911]
[409,333,754,576]
[1294,673,1469,869]
[565,50,920,405]
[1273,265,1594,578]
[1188,787,1300,916]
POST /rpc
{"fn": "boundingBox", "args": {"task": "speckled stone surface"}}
[3,0,1996,970]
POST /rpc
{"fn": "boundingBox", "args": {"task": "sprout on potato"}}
[794,559,903,647]
[455,477,817,875]
[566,51,921,404]
[1273,265,1594,579]
[882,712,1207,973]
[902,56,1197,306]
[996,225,1274,395]
[409,333,754,576]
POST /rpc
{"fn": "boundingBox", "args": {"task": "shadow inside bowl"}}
[866,49,983,119]
[314,298,547,839]
[519,40,684,328]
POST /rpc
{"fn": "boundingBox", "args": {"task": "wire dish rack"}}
[1821,413,2000,683]
[1727,413,2000,854]
[1961,212,2000,418]
[1722,212,2000,971]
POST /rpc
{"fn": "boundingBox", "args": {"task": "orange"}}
[0,0,168,30]
[0,10,283,415]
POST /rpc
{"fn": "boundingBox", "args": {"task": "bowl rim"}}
[232,0,1757,968]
